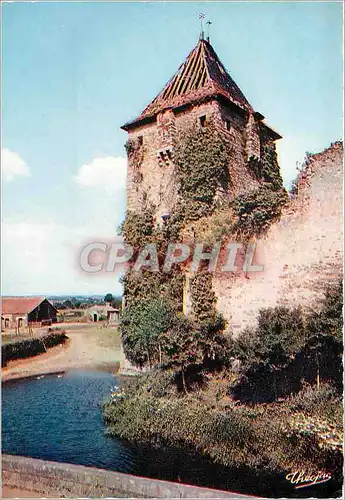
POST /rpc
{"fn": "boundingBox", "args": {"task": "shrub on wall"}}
[189,270,217,323]
[248,142,283,190]
[232,184,288,238]
[119,204,156,249]
[173,121,231,222]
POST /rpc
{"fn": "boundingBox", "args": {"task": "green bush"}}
[232,184,288,238]
[189,270,217,323]
[119,204,156,249]
[120,296,173,368]
[255,305,306,367]
[289,383,342,423]
[228,327,259,370]
[307,280,343,341]
[248,143,283,190]
[230,283,343,401]
[2,331,68,367]
[230,306,306,371]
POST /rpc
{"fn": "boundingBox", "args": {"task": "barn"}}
[1,297,58,333]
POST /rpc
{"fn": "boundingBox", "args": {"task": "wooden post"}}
[316,356,320,390]
[158,343,162,365]
[183,274,189,315]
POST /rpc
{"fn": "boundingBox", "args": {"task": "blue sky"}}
[2,1,343,296]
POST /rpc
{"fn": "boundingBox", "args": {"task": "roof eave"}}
[121,114,156,132]
[121,92,251,132]
[260,122,282,141]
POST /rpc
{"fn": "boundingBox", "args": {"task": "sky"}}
[1,1,343,297]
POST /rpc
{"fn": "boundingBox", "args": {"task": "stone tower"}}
[121,35,281,221]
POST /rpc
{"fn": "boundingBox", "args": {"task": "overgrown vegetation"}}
[248,143,284,190]
[232,184,288,238]
[125,136,144,184]
[120,203,156,250]
[229,281,343,402]
[114,123,343,494]
[173,121,231,222]
[119,123,234,367]
[103,376,342,483]
[104,281,343,490]
[121,297,173,368]
[119,123,290,372]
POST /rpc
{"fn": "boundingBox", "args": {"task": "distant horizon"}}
[1,293,122,299]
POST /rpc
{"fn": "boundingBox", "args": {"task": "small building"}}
[83,304,120,323]
[1,297,58,333]
[84,304,108,322]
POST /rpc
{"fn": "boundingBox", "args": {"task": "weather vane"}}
[199,13,205,39]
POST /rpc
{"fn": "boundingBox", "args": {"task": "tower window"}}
[225,120,231,131]
[137,135,143,146]
[199,115,207,128]
[157,148,173,168]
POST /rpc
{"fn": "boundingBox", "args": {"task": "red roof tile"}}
[1,297,47,315]
[122,38,253,131]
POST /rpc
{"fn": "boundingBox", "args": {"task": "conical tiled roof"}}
[122,38,254,130]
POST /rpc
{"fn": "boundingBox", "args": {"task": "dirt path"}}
[2,325,125,382]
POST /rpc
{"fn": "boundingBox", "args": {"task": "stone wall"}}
[1,313,27,331]
[213,142,343,335]
[2,454,248,498]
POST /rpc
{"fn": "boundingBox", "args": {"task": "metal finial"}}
[199,13,205,40]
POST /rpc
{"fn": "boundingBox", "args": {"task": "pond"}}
[2,369,341,498]
[2,370,134,472]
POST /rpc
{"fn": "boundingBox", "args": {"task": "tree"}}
[231,285,343,402]
[307,280,343,341]
[120,297,173,368]
[230,306,306,401]
[305,281,343,389]
[161,315,201,393]
[255,306,306,367]
[161,313,226,392]
[104,293,114,304]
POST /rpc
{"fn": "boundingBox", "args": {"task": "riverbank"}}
[2,324,125,382]
[103,370,343,498]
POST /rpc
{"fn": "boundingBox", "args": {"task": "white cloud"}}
[2,154,127,295]
[1,219,123,296]
[1,148,31,182]
[73,156,127,194]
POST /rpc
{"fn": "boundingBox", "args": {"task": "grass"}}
[95,327,122,350]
